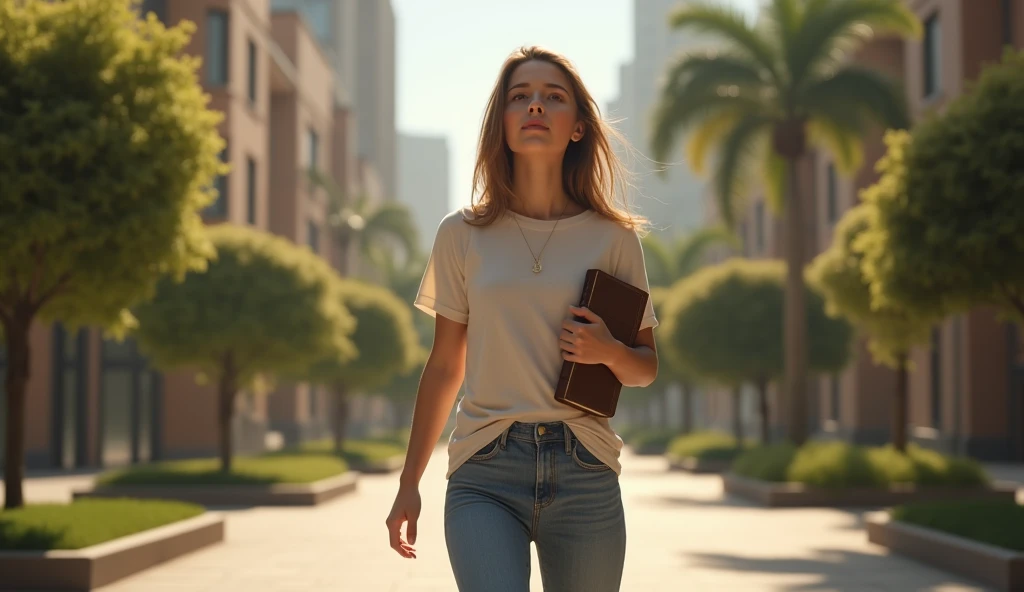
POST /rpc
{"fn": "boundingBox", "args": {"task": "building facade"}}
[397,133,451,253]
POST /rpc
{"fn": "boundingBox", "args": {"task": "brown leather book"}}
[554,268,649,418]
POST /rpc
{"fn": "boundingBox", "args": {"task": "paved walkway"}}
[5,447,1003,591]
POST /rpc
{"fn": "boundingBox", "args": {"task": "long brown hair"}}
[467,46,646,232]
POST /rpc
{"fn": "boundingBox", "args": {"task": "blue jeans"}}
[444,421,626,592]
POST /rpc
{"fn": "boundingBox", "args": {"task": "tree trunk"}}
[757,378,770,445]
[333,383,350,455]
[783,156,809,446]
[731,386,744,450]
[681,382,693,435]
[893,354,909,453]
[217,354,238,474]
[3,307,33,510]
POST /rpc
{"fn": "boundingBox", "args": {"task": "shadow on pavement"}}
[682,547,993,592]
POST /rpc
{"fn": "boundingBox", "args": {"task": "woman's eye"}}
[550,94,563,101]
[511,93,526,101]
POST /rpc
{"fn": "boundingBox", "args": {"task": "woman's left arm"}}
[560,306,658,388]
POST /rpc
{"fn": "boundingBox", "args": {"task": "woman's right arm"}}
[385,314,467,558]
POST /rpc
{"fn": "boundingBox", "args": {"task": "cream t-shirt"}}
[414,206,658,479]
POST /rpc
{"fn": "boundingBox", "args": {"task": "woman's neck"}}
[509,157,583,220]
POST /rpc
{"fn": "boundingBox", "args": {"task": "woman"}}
[385,46,659,592]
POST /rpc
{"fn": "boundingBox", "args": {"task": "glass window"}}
[247,39,257,105]
[207,10,229,86]
[247,157,257,225]
[931,327,942,429]
[102,369,134,467]
[308,220,319,254]
[207,146,229,218]
[102,336,136,363]
[826,163,837,224]
[307,128,319,172]
[140,0,166,22]
[924,14,941,98]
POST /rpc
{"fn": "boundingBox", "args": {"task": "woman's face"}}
[503,60,584,156]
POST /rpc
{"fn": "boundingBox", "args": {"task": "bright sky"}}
[393,0,760,211]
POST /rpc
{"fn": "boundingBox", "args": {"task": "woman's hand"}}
[560,305,623,366]
[385,485,421,559]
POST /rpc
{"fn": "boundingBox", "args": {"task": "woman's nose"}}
[529,97,544,114]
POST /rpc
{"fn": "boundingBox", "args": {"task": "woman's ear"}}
[571,123,585,142]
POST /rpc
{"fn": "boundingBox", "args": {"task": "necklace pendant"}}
[532,261,542,273]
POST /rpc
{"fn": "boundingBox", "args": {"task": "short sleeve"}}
[613,228,658,331]
[414,212,470,324]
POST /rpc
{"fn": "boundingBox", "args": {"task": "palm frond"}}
[307,168,348,213]
[801,66,911,130]
[674,226,741,278]
[712,114,774,228]
[767,0,803,76]
[360,203,419,262]
[640,233,676,288]
[807,118,865,174]
[650,91,767,166]
[668,2,782,83]
[659,51,768,97]
[789,0,922,87]
[686,110,743,175]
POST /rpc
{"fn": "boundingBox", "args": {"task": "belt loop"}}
[499,425,510,449]
[563,424,571,455]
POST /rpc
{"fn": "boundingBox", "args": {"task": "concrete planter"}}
[722,472,1018,508]
[0,513,224,591]
[73,472,357,507]
[348,455,405,475]
[866,511,1024,591]
[668,455,733,474]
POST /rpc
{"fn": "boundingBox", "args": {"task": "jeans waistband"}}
[502,421,574,453]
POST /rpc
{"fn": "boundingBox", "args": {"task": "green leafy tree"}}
[808,204,932,452]
[858,51,1024,325]
[0,0,223,509]
[651,0,919,445]
[662,259,854,444]
[637,228,739,431]
[133,225,356,473]
[299,280,422,452]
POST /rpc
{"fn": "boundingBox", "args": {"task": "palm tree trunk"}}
[893,353,909,453]
[783,156,809,446]
[757,378,770,445]
[731,386,744,450]
[333,383,350,455]
[681,382,693,434]
[217,353,238,473]
[2,306,33,510]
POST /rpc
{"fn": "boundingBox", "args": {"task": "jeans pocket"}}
[467,437,502,462]
[571,439,611,471]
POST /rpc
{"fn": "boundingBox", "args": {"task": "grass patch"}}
[891,500,1024,552]
[96,454,347,487]
[299,438,406,466]
[732,442,989,488]
[667,431,747,461]
[0,498,204,551]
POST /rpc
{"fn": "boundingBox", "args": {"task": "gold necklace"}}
[512,200,570,274]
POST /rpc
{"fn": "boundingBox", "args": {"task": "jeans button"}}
[537,426,546,436]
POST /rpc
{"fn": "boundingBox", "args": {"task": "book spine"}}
[555,270,598,399]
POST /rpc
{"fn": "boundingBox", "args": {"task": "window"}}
[246,157,257,225]
[923,14,941,98]
[826,163,838,224]
[247,39,257,106]
[307,128,319,172]
[829,374,840,422]
[754,201,765,251]
[207,11,229,86]
[206,146,229,218]
[931,326,943,429]
[1003,0,1013,47]
[308,220,320,254]
[140,0,166,22]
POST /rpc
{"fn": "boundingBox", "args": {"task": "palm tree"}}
[641,227,739,432]
[650,0,919,445]
[308,169,419,280]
